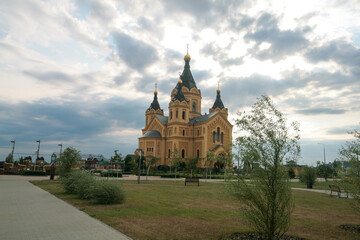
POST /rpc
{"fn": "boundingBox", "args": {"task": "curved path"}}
[0,175,132,240]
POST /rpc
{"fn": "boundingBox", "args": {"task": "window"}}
[197,149,200,158]
[176,111,178,118]
[182,130,185,136]
[170,111,173,119]
[217,127,220,142]
[221,132,223,144]
[192,102,196,112]
[197,129,200,136]
[181,149,185,158]
[169,130,171,136]
[182,111,185,119]
[168,149,171,158]
[213,131,215,143]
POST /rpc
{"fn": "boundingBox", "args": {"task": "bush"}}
[157,165,170,173]
[299,166,317,188]
[288,168,296,179]
[60,170,81,194]
[90,179,125,204]
[20,170,46,176]
[74,171,96,199]
[100,171,123,178]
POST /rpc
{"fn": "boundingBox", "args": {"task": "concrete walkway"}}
[0,175,132,240]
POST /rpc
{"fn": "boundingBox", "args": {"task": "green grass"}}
[32,179,360,240]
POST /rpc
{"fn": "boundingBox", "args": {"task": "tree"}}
[299,166,317,188]
[170,148,182,179]
[206,151,216,179]
[146,157,159,180]
[5,153,13,163]
[337,128,360,211]
[186,157,199,178]
[112,150,122,178]
[231,95,300,239]
[124,154,134,172]
[58,147,81,177]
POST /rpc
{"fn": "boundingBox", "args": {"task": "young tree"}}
[337,128,360,211]
[112,150,122,178]
[206,150,216,180]
[146,157,159,180]
[5,153,13,163]
[231,95,300,239]
[58,147,81,177]
[170,148,182,179]
[186,157,199,178]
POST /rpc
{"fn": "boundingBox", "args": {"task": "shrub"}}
[20,170,46,176]
[299,166,317,188]
[90,180,125,204]
[157,165,170,173]
[288,168,296,179]
[60,170,81,194]
[74,171,96,199]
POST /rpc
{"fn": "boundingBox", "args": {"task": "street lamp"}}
[58,144,63,159]
[10,140,15,161]
[318,143,327,181]
[36,140,41,160]
[138,149,143,184]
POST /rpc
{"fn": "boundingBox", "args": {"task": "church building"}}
[136,52,232,167]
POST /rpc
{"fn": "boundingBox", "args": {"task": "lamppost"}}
[138,150,142,184]
[318,143,327,181]
[10,140,15,161]
[34,140,40,170]
[58,144,63,159]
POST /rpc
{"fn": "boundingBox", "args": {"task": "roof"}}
[212,144,223,151]
[211,91,225,109]
[172,82,187,102]
[143,130,162,138]
[189,112,217,124]
[148,92,161,111]
[156,114,168,124]
[180,57,197,90]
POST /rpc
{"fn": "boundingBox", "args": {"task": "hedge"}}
[100,172,123,178]
[20,170,46,176]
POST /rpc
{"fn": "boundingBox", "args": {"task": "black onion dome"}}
[148,91,161,110]
[211,89,225,109]
[180,54,197,90]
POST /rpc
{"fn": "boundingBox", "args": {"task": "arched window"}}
[181,149,185,158]
[213,131,215,143]
[182,111,185,119]
[182,130,185,136]
[192,102,196,112]
[197,129,200,136]
[197,149,200,158]
[176,110,178,118]
[221,132,224,144]
[217,127,220,142]
[168,149,171,158]
[169,130,171,136]
[170,112,173,119]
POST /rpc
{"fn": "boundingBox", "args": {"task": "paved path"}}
[0,175,132,240]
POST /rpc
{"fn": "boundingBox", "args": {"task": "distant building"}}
[136,52,233,167]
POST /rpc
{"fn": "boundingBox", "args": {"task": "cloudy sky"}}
[0,0,359,165]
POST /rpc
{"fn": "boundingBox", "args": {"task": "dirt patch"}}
[339,224,360,234]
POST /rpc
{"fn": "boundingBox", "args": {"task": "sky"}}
[0,0,359,165]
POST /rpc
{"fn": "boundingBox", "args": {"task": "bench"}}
[185,178,199,186]
[329,184,348,198]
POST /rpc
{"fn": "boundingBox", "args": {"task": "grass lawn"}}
[32,180,360,240]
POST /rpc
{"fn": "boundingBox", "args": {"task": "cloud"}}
[305,39,360,72]
[112,31,158,71]
[327,124,360,135]
[23,70,72,83]
[296,108,346,115]
[244,12,310,61]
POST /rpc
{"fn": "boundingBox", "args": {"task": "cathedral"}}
[136,52,232,167]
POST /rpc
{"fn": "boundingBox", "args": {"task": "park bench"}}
[329,184,348,198]
[185,177,199,186]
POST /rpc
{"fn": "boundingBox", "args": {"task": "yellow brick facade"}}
[137,53,232,167]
